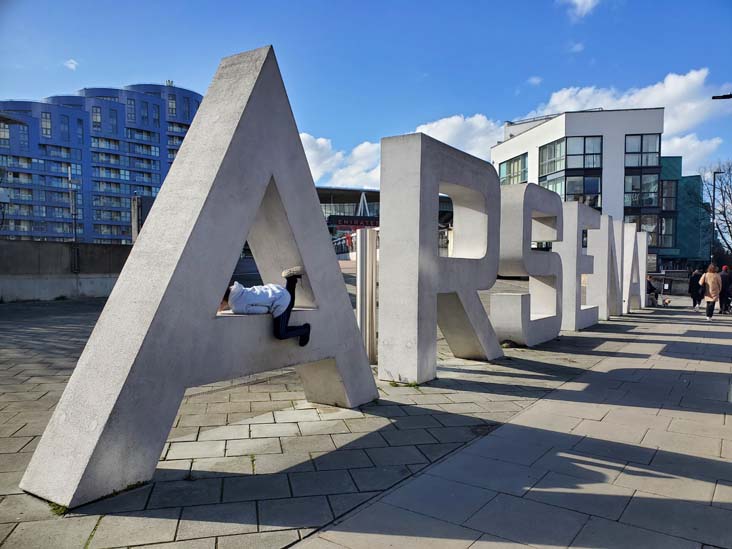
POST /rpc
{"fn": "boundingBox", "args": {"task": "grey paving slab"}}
[176,501,257,540]
[298,420,350,435]
[3,515,98,549]
[331,432,388,450]
[469,534,533,548]
[573,436,657,464]
[320,502,481,549]
[312,449,373,471]
[614,462,716,503]
[281,435,336,453]
[621,491,732,547]
[289,470,357,496]
[253,452,314,474]
[147,478,221,509]
[383,474,496,524]
[641,428,723,457]
[226,437,281,456]
[0,493,57,523]
[222,473,291,502]
[428,426,477,443]
[135,539,215,549]
[365,446,428,466]
[464,493,588,549]
[463,435,552,466]
[70,484,154,515]
[251,422,301,438]
[381,428,438,446]
[525,471,634,520]
[328,491,379,518]
[532,450,625,483]
[350,466,412,491]
[190,456,254,478]
[89,507,180,548]
[570,516,701,549]
[197,425,250,441]
[427,453,544,496]
[217,529,300,549]
[259,495,333,531]
[167,441,226,460]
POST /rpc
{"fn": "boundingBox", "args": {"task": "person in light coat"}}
[700,264,723,321]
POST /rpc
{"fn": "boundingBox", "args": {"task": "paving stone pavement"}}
[302,297,732,549]
[0,294,729,548]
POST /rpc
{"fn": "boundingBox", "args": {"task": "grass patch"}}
[49,502,68,516]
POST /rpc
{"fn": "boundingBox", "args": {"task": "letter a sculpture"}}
[21,46,378,507]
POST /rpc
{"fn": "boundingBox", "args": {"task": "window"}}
[60,115,70,141]
[168,94,177,117]
[566,136,602,168]
[626,133,660,166]
[624,174,658,207]
[126,98,136,123]
[661,180,677,210]
[183,96,190,119]
[539,138,565,176]
[19,124,29,150]
[41,112,52,138]
[92,107,102,131]
[641,215,658,246]
[141,101,149,125]
[153,104,160,127]
[76,119,84,144]
[499,153,528,185]
[659,217,675,248]
[0,123,8,148]
[110,109,118,134]
[566,175,601,208]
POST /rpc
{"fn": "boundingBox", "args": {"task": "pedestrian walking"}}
[700,264,723,321]
[689,268,703,310]
[720,265,731,314]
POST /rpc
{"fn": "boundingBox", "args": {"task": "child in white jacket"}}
[219,267,310,346]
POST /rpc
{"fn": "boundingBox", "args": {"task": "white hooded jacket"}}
[227,282,291,317]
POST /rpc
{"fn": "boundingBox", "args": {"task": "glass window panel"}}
[566,176,584,194]
[584,177,600,194]
[642,174,658,192]
[584,154,602,168]
[642,153,659,166]
[625,175,640,192]
[625,153,640,167]
[585,137,602,154]
[566,155,583,169]
[626,135,641,152]
[642,134,660,153]
[567,137,584,155]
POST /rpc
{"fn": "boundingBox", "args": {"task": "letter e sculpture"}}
[491,183,563,346]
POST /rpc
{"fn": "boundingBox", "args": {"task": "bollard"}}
[356,228,378,364]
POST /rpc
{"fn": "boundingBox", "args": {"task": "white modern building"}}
[491,107,664,222]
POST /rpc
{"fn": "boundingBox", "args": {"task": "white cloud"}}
[300,133,344,181]
[415,114,503,161]
[568,41,585,54]
[662,133,723,175]
[560,0,600,20]
[527,76,543,86]
[530,68,732,137]
[63,58,79,71]
[303,68,731,189]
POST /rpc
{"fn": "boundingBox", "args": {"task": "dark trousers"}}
[273,276,310,344]
[691,294,702,307]
[721,295,731,313]
[706,300,716,318]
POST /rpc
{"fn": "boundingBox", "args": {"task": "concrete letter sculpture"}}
[20,46,378,507]
[378,133,502,384]
[491,183,563,347]
[586,215,623,320]
[555,202,601,331]
[622,223,643,313]
[637,232,649,308]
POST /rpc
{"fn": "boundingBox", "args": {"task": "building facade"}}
[490,108,706,271]
[0,84,202,244]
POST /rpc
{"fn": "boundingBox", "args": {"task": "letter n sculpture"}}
[20,46,378,507]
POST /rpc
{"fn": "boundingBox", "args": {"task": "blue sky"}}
[1,0,730,186]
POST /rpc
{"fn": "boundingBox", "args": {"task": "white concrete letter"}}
[623,223,642,313]
[20,46,378,508]
[586,215,623,320]
[491,183,563,346]
[637,231,649,308]
[378,133,502,384]
[555,202,601,331]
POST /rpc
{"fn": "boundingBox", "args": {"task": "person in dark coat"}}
[689,269,703,311]
[720,265,731,314]
[646,275,658,307]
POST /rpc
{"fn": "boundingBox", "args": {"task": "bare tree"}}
[700,161,732,256]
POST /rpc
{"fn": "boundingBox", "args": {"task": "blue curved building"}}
[0,84,202,243]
